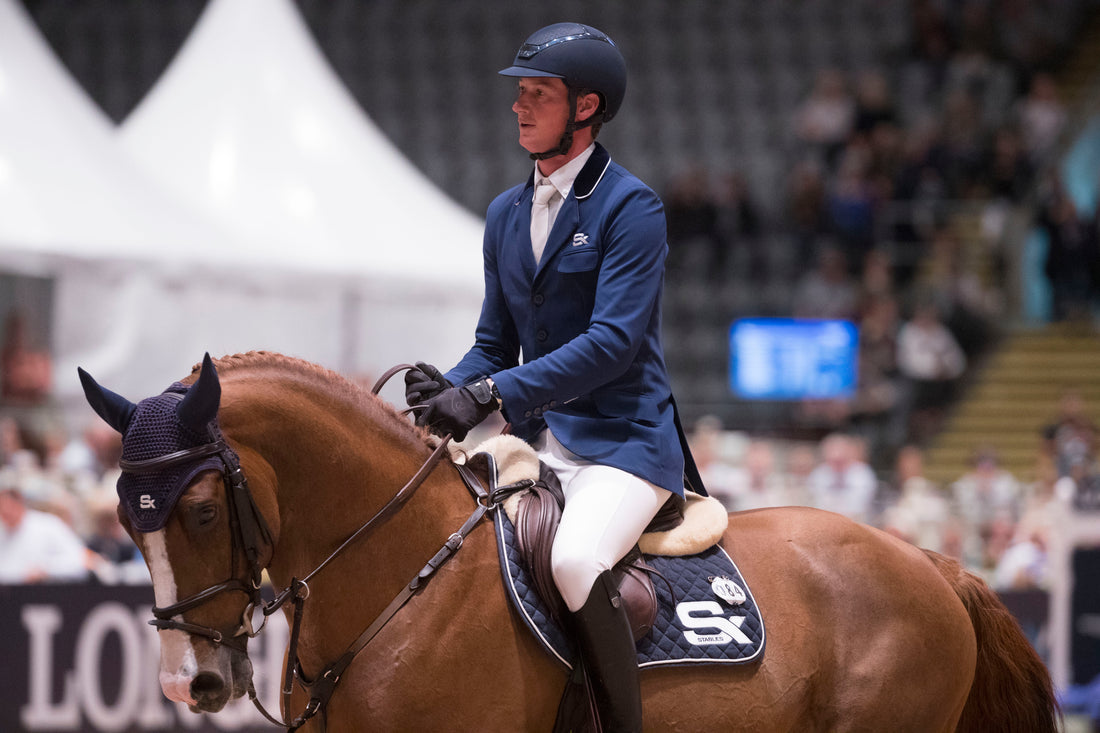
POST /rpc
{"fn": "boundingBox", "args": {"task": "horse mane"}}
[188,351,434,449]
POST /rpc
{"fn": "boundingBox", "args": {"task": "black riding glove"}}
[415,379,500,442]
[405,361,451,406]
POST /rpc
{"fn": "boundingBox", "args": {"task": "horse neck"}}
[218,372,473,662]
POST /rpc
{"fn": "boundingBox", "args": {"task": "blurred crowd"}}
[662,0,1099,468]
[2,382,1095,591]
[0,415,145,585]
[693,384,1100,593]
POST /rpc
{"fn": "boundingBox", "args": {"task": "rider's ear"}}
[178,353,221,433]
[78,368,137,434]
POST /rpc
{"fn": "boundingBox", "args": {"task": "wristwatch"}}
[485,377,503,409]
[467,378,503,410]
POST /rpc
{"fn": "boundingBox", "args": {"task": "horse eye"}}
[195,504,218,526]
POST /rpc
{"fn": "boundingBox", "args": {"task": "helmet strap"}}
[529,87,599,161]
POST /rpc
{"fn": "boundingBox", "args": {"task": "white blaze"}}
[143,530,199,705]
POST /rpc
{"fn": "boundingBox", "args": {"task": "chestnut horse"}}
[80,352,1058,732]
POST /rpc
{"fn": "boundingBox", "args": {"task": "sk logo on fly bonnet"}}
[79,354,234,531]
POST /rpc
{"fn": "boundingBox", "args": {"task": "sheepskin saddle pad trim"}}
[474,434,729,556]
[469,435,767,670]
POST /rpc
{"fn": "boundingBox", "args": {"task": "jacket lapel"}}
[532,144,611,281]
[511,174,537,279]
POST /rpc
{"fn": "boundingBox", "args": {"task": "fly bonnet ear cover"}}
[79,354,233,532]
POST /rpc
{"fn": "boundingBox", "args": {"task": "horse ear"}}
[78,368,137,434]
[178,353,221,432]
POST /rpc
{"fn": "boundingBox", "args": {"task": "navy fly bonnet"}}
[115,382,234,531]
[79,353,242,533]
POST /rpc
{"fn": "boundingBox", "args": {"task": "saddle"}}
[465,435,714,641]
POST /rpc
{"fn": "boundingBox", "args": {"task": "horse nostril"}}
[191,672,225,700]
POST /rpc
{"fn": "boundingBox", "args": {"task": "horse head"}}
[79,354,272,713]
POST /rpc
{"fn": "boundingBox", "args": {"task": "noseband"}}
[120,433,272,650]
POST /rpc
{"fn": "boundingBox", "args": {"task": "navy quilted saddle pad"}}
[493,506,766,670]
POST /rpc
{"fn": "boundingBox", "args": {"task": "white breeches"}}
[536,429,669,612]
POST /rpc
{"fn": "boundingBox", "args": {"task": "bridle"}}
[126,365,523,731]
[119,406,272,651]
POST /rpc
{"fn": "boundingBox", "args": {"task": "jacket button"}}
[524,410,532,418]
[532,293,545,306]
[536,329,548,342]
[533,407,542,416]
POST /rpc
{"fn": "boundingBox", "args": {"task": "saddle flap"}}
[513,468,658,641]
[515,466,567,622]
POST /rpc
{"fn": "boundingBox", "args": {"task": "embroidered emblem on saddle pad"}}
[470,435,765,669]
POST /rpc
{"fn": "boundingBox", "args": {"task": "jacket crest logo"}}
[572,233,589,247]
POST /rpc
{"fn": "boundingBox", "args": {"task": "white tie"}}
[531,181,559,266]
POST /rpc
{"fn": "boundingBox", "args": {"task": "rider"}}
[406,22,685,731]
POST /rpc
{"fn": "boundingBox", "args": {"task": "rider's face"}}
[512,77,570,155]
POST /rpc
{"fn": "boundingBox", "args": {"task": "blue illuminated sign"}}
[729,318,859,400]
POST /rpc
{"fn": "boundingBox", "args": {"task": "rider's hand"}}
[415,379,500,442]
[404,362,451,406]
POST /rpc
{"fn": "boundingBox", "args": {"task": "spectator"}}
[860,248,896,304]
[980,125,1033,204]
[1037,176,1100,323]
[0,311,52,406]
[714,171,763,278]
[826,145,879,268]
[83,489,145,584]
[0,477,88,584]
[1041,387,1099,478]
[664,166,720,277]
[1016,72,1066,164]
[879,444,950,552]
[785,158,830,267]
[922,227,1000,357]
[722,440,791,513]
[806,433,878,524]
[782,443,816,508]
[992,464,1066,591]
[794,68,856,168]
[0,416,22,466]
[791,244,861,320]
[896,299,967,441]
[951,445,1024,568]
[852,69,898,140]
[890,117,950,284]
[850,294,905,457]
[688,416,743,508]
[1055,454,1100,512]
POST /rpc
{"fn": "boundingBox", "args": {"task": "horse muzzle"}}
[160,637,253,713]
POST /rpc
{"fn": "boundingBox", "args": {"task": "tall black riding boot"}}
[571,570,643,732]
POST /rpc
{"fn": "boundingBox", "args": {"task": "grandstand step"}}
[924,326,1100,487]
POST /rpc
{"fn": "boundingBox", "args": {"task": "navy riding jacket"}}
[446,143,685,497]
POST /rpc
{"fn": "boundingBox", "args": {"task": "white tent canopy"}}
[119,0,485,284]
[0,0,245,266]
[0,0,486,421]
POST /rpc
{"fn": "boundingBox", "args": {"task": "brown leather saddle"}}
[469,452,683,641]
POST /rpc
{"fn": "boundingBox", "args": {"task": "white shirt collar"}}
[533,143,596,200]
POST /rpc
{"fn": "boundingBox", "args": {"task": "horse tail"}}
[922,550,1060,733]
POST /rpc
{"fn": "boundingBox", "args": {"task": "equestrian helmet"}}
[499,22,627,123]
